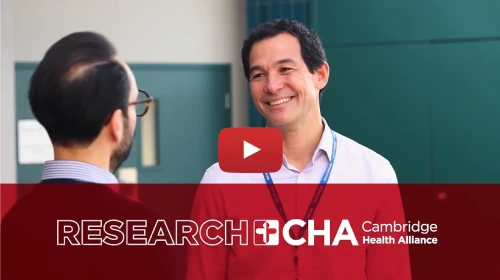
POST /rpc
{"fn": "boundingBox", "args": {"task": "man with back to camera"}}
[187,19,412,279]
[1,31,179,280]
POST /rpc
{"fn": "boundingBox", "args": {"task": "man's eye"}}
[252,73,264,79]
[280,67,292,73]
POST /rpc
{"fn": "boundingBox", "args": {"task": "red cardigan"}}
[186,183,412,280]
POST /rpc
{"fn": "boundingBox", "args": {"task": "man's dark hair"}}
[28,31,131,147]
[241,19,328,97]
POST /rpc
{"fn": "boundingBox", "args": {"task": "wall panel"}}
[430,41,500,183]
[314,0,500,45]
[323,45,431,183]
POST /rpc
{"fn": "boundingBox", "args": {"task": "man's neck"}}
[53,146,111,172]
[279,115,325,171]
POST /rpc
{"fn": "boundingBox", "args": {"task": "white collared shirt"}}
[41,160,118,184]
[201,118,398,184]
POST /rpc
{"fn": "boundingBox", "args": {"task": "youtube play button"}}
[218,127,283,173]
[243,141,260,159]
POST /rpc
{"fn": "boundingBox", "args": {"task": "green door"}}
[126,64,231,184]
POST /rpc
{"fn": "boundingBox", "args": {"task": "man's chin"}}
[265,116,296,129]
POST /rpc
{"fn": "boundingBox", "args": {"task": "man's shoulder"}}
[334,131,397,183]
[201,162,236,183]
[1,183,43,225]
[1,183,176,280]
[118,195,167,219]
[2,182,165,222]
[335,131,391,165]
[204,162,226,177]
[85,183,167,219]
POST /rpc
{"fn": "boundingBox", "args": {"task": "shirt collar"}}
[41,160,118,184]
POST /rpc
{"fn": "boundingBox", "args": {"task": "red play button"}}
[218,127,283,173]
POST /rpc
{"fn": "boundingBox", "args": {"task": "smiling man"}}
[187,19,412,280]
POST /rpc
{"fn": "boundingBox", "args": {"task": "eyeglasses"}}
[129,90,153,117]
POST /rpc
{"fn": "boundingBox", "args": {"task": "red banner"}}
[1,183,499,280]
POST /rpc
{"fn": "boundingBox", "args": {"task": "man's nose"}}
[264,74,285,94]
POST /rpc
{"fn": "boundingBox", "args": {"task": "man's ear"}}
[315,62,330,91]
[108,109,123,143]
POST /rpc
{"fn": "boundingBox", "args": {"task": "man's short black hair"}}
[28,31,131,147]
[241,19,328,97]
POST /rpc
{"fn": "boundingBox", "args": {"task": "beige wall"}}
[1,0,16,183]
[1,0,249,182]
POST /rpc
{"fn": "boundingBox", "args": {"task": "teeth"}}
[269,97,291,106]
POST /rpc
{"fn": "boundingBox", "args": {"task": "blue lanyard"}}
[262,130,337,279]
[262,129,337,236]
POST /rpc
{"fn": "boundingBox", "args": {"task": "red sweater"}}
[186,183,412,280]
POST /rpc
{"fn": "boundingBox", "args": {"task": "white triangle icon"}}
[243,141,261,159]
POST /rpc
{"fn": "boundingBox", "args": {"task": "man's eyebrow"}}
[249,65,264,74]
[249,58,298,74]
[275,58,297,65]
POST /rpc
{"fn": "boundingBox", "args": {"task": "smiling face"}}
[248,32,328,129]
